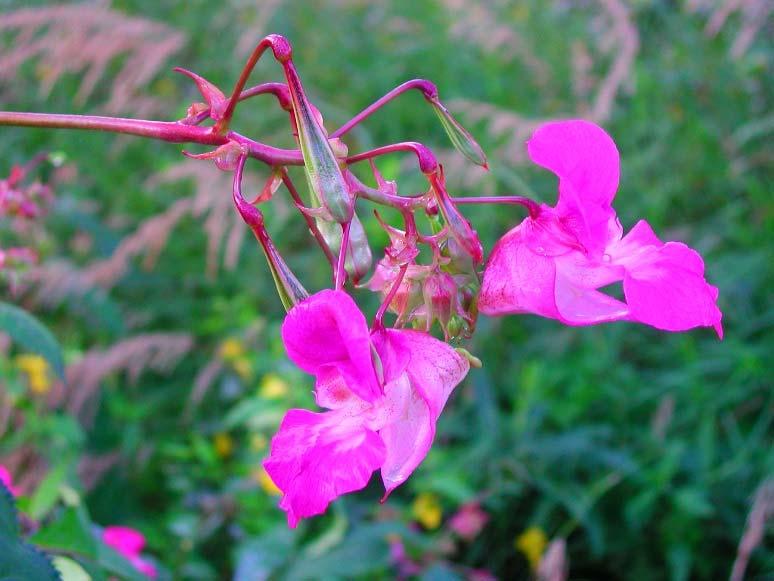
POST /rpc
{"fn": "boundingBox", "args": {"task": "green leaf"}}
[28,463,69,521]
[31,506,98,559]
[97,544,151,581]
[0,485,20,537]
[0,483,61,581]
[52,557,92,581]
[0,301,65,379]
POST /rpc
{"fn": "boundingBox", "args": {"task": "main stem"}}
[0,112,225,144]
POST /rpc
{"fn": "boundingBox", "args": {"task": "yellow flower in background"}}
[232,357,253,381]
[254,467,281,496]
[259,374,289,400]
[250,433,268,452]
[213,432,234,458]
[516,526,548,571]
[412,492,442,529]
[16,354,51,394]
[219,338,245,361]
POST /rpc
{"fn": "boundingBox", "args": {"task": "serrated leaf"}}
[0,537,62,581]
[0,483,61,581]
[0,301,65,379]
[0,485,19,537]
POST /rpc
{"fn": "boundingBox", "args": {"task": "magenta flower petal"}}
[103,526,146,557]
[375,329,469,495]
[395,329,469,420]
[0,465,18,497]
[481,120,722,336]
[282,289,381,403]
[614,221,723,337]
[527,120,619,254]
[554,271,629,325]
[132,559,158,579]
[379,374,433,496]
[264,408,386,528]
[478,224,560,318]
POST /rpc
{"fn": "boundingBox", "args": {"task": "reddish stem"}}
[453,195,540,218]
[331,79,438,138]
[346,141,439,175]
[0,111,226,144]
[280,169,336,268]
[335,221,352,291]
[217,34,293,132]
[373,263,409,331]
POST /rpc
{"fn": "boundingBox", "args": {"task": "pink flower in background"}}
[102,526,157,579]
[264,290,469,527]
[479,120,723,337]
[0,465,19,496]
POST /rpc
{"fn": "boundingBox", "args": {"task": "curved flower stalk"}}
[479,120,723,337]
[102,526,158,578]
[264,290,469,527]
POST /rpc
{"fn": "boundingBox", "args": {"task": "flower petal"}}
[479,223,560,319]
[282,289,381,403]
[102,526,146,557]
[264,408,386,528]
[374,329,469,495]
[527,120,619,253]
[614,222,723,337]
[378,374,433,496]
[554,271,629,325]
[0,465,18,497]
[131,557,158,579]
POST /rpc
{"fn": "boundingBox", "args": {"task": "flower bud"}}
[318,214,373,283]
[232,178,309,311]
[430,98,488,169]
[284,63,354,223]
[422,272,457,338]
[431,173,483,264]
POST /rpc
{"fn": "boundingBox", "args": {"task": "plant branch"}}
[331,78,438,138]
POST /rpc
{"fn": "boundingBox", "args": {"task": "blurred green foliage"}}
[0,0,772,579]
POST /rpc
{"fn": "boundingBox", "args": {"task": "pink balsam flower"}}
[102,526,157,579]
[0,464,19,496]
[479,120,723,337]
[264,289,469,527]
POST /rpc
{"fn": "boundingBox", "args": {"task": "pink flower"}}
[479,120,723,337]
[448,501,489,541]
[102,526,157,579]
[0,465,19,496]
[264,289,470,527]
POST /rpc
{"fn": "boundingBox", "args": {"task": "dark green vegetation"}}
[0,1,771,579]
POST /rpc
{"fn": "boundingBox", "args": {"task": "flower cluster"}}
[0,34,723,532]
[0,154,55,280]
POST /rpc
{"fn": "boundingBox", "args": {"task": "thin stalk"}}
[350,174,426,211]
[453,195,540,218]
[0,111,226,144]
[373,263,409,331]
[218,34,293,132]
[346,141,439,174]
[280,169,336,268]
[0,111,305,166]
[331,79,438,138]
[334,221,352,291]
